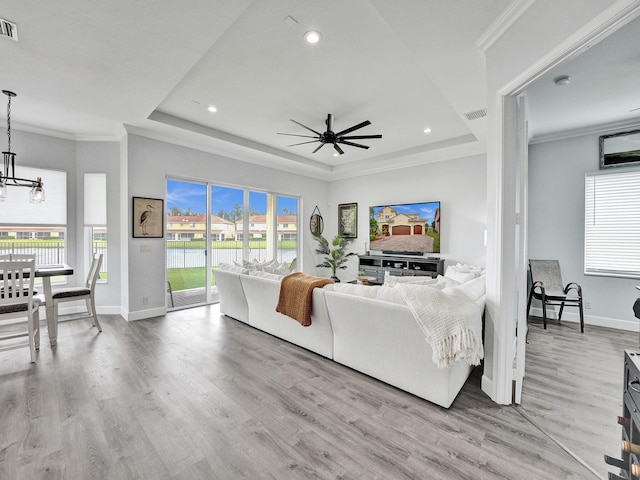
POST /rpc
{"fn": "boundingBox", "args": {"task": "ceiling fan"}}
[277,113,382,155]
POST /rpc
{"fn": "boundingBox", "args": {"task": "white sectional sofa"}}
[213,264,485,408]
[239,274,334,359]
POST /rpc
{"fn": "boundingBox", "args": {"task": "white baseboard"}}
[481,374,494,400]
[97,306,121,315]
[529,306,638,332]
[40,304,122,320]
[126,306,166,322]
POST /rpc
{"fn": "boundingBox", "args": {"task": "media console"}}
[358,254,445,284]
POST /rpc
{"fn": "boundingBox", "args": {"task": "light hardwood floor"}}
[0,307,633,479]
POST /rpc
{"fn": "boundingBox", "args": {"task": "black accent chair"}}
[527,259,584,333]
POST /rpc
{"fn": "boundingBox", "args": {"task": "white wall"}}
[327,155,487,281]
[529,134,640,331]
[124,133,329,319]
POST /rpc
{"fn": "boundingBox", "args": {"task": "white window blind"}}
[84,173,107,225]
[584,170,640,278]
[1,166,66,224]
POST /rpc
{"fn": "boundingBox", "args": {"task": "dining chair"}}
[5,255,38,294]
[0,258,41,362]
[526,259,584,333]
[50,253,103,337]
[0,254,36,261]
[11,253,37,261]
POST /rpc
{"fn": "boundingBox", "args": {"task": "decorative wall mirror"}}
[310,205,324,235]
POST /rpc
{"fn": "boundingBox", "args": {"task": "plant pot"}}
[330,275,340,283]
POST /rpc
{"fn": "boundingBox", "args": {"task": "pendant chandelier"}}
[0,90,44,203]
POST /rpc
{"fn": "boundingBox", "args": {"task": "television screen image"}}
[369,201,440,254]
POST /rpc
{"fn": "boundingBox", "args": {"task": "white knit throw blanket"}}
[397,284,484,369]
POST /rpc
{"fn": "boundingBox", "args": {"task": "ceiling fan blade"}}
[277,133,319,139]
[340,134,382,140]
[290,119,322,136]
[335,120,371,137]
[288,140,321,147]
[333,144,344,155]
[312,143,326,153]
[339,140,370,149]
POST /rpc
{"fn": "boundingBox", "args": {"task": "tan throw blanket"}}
[276,272,334,326]
[397,284,484,368]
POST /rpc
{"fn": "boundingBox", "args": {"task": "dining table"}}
[36,264,74,346]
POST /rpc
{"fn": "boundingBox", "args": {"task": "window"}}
[84,173,107,281]
[277,194,298,265]
[0,166,67,269]
[585,170,640,278]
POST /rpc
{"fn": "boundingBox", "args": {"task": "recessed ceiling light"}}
[207,105,217,113]
[333,152,340,157]
[423,127,432,134]
[304,30,321,44]
[554,75,571,86]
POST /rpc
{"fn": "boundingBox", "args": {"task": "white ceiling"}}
[526,14,640,141]
[1,1,638,180]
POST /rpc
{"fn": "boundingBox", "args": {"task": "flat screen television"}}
[369,201,440,255]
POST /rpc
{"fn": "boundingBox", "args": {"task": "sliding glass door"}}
[166,179,208,310]
[167,178,299,310]
[210,185,245,303]
[277,194,298,269]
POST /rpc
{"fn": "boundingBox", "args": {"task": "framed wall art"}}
[600,129,640,169]
[132,196,164,238]
[338,202,357,238]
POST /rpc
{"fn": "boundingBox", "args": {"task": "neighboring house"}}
[0,226,66,239]
[166,215,235,241]
[234,215,298,241]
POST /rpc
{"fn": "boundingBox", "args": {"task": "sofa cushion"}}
[384,275,438,287]
[374,286,407,304]
[324,282,381,299]
[453,263,485,274]
[248,270,283,281]
[444,267,477,284]
[436,275,460,288]
[219,263,249,274]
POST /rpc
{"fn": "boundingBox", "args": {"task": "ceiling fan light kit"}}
[277,113,382,155]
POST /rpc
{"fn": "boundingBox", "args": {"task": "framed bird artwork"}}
[132,196,164,238]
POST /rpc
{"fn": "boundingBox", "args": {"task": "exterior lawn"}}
[167,267,217,291]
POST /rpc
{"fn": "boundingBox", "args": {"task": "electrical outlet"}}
[585,301,592,309]
[143,296,149,305]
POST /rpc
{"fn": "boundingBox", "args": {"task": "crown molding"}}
[74,134,121,142]
[476,0,536,52]
[530,118,640,144]
[0,120,121,142]
[0,120,76,141]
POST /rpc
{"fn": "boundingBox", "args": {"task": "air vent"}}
[0,17,18,41]
[465,108,487,121]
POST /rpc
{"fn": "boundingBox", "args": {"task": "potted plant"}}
[312,232,357,282]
